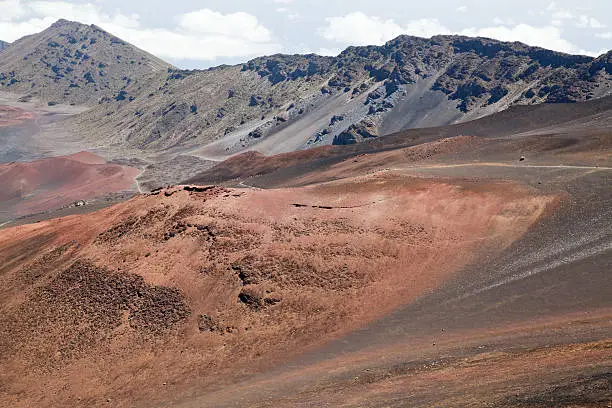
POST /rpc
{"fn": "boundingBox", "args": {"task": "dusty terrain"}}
[0,105,35,127]
[0,173,557,407]
[0,151,139,224]
[0,99,143,225]
[0,96,610,407]
[175,97,612,407]
[188,95,612,188]
[184,164,610,408]
[0,17,610,408]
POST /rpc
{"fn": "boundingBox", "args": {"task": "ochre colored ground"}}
[0,151,139,220]
[1,98,610,407]
[0,174,554,407]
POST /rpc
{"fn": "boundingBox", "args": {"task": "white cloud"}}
[320,12,603,56]
[456,6,467,13]
[111,27,280,62]
[543,2,606,30]
[319,12,449,45]
[178,9,272,42]
[493,17,516,25]
[460,24,580,54]
[575,15,606,29]
[551,10,573,20]
[596,32,612,39]
[550,10,573,27]
[0,18,56,40]
[0,1,280,62]
[461,24,603,56]
[276,7,300,20]
[0,0,29,21]
[27,1,133,25]
[317,47,342,56]
[585,48,609,57]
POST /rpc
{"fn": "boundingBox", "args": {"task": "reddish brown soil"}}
[1,98,610,407]
[184,311,612,408]
[190,147,339,184]
[0,174,553,407]
[0,105,34,127]
[67,151,107,165]
[0,152,139,221]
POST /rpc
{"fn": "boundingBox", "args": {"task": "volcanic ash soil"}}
[0,174,555,407]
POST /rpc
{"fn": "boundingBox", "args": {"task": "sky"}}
[0,0,610,69]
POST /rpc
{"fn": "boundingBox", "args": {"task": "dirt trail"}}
[396,162,612,171]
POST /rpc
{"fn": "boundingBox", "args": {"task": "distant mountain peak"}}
[0,19,171,105]
[50,18,80,27]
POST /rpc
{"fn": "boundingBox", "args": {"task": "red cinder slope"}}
[0,152,139,221]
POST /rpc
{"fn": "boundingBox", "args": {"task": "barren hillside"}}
[0,20,170,105]
[1,21,610,173]
[70,35,612,159]
[1,97,610,407]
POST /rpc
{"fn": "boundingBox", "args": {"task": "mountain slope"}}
[70,35,611,159]
[186,96,612,188]
[0,19,171,105]
[1,21,610,163]
[1,96,610,407]
[0,40,9,51]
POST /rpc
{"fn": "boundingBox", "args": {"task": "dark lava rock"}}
[1,260,192,363]
[248,128,263,138]
[238,286,281,310]
[333,121,378,145]
[249,95,263,107]
[330,115,344,126]
[333,132,357,145]
[183,185,214,193]
[197,314,217,332]
[238,287,263,309]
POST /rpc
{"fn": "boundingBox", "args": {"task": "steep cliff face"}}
[71,35,611,156]
[0,19,170,105]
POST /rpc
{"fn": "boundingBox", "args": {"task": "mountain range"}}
[0,19,610,163]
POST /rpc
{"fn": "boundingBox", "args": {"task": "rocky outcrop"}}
[590,50,612,76]
[242,54,333,85]
[333,121,379,145]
